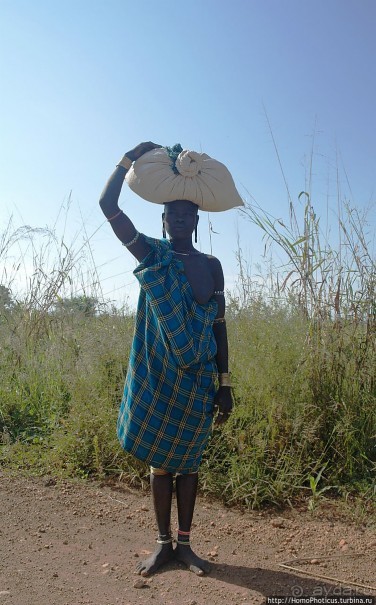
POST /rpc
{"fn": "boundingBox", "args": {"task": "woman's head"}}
[162,200,199,241]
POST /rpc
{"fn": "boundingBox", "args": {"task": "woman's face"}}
[163,200,198,240]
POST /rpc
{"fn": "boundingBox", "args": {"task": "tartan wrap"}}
[117,236,218,473]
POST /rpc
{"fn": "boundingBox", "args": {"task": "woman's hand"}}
[213,386,233,425]
[125,141,162,162]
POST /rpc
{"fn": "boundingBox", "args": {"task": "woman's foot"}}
[136,542,174,577]
[174,543,211,576]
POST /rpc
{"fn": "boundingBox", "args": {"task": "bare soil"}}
[1,473,375,605]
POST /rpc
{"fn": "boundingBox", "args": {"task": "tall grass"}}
[0,182,374,509]
[210,142,375,507]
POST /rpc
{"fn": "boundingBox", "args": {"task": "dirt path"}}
[1,473,375,605]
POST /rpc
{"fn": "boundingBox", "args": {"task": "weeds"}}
[0,164,375,510]
[306,464,335,511]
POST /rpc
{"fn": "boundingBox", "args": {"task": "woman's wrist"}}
[116,154,133,170]
[218,372,231,387]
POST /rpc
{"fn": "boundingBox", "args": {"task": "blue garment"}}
[117,236,218,473]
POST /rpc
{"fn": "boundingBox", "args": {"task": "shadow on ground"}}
[207,563,372,598]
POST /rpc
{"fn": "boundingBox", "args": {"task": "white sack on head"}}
[125,147,244,212]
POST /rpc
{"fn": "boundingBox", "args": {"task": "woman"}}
[99,141,233,576]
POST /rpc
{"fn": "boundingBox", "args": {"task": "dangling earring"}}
[194,224,198,243]
[162,225,166,239]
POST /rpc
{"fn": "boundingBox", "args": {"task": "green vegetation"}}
[0,189,375,510]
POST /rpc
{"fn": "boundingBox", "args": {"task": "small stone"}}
[52,572,58,577]
[310,559,320,565]
[44,478,56,487]
[102,563,110,568]
[133,578,148,589]
[339,538,347,547]
[271,518,286,528]
[141,504,149,511]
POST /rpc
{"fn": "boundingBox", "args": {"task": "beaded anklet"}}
[156,533,173,545]
[176,529,191,545]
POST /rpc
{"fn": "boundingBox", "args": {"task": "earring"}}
[194,225,198,243]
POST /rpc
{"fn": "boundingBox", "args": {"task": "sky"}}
[0,0,375,308]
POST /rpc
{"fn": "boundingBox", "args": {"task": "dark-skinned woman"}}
[99,142,233,577]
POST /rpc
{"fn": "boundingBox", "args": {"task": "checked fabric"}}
[117,236,218,473]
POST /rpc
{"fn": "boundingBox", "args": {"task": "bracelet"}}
[107,209,123,222]
[213,317,226,324]
[116,155,133,171]
[219,372,231,387]
[122,231,140,247]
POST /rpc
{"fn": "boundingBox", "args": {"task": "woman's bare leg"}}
[174,473,211,575]
[136,471,174,576]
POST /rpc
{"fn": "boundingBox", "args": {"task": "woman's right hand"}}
[125,141,162,162]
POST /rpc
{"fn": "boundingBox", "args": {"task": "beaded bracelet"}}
[122,231,140,247]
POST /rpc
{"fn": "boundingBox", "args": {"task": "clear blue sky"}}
[1,0,375,307]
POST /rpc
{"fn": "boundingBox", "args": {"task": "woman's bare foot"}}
[174,543,211,576]
[136,542,174,577]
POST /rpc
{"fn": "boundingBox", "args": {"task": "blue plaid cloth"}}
[117,236,218,474]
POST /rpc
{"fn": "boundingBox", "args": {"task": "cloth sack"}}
[125,146,244,212]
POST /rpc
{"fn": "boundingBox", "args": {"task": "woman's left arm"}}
[210,257,233,425]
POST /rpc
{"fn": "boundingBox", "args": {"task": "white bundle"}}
[125,147,244,212]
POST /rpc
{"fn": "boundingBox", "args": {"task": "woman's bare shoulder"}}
[204,254,224,285]
[204,253,223,268]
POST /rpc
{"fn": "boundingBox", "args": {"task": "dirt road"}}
[1,474,375,605]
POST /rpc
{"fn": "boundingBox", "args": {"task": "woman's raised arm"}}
[99,142,161,262]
